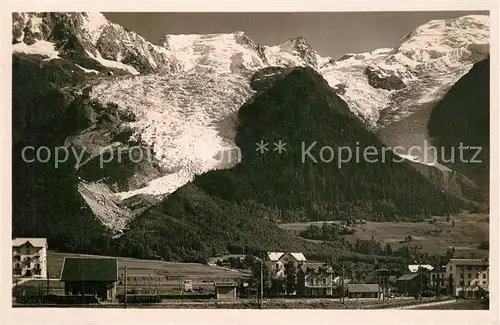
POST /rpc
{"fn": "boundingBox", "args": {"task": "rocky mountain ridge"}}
[12,12,490,233]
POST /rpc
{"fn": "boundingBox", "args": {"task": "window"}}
[323,278,327,285]
[34,269,41,275]
[449,265,452,271]
[482,274,487,279]
[460,281,465,286]
[482,281,487,285]
[468,273,471,278]
[13,268,22,275]
[460,273,464,278]
[275,263,279,270]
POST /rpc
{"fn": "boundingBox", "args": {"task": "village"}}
[12,237,489,309]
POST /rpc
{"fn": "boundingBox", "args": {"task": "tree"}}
[284,262,297,295]
[478,240,489,250]
[386,243,393,256]
[251,261,272,296]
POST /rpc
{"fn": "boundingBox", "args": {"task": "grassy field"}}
[279,213,489,257]
[15,251,250,295]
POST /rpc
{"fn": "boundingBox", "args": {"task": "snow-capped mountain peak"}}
[156,31,267,74]
[264,35,328,69]
[12,12,181,75]
[320,14,489,127]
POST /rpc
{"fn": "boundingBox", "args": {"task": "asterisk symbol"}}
[273,140,287,154]
[255,140,269,154]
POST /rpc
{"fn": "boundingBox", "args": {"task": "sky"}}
[104,11,488,58]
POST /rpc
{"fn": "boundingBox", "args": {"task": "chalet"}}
[446,258,489,298]
[265,252,306,278]
[60,257,118,301]
[346,283,381,299]
[12,238,48,279]
[296,262,334,296]
[214,279,238,300]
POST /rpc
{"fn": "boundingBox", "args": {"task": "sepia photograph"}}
[7,6,493,316]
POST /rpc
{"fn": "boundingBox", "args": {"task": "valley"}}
[279,213,489,258]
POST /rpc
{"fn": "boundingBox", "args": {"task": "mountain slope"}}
[428,58,490,195]
[12,12,488,237]
[117,67,466,261]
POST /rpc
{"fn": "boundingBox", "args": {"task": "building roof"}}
[449,259,489,266]
[299,262,333,274]
[60,258,118,282]
[214,279,238,287]
[477,284,489,292]
[397,273,419,281]
[267,252,307,262]
[289,253,307,262]
[407,264,434,273]
[333,276,352,285]
[12,238,47,248]
[267,252,285,261]
[347,283,380,293]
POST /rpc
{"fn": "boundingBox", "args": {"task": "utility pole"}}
[419,261,423,301]
[341,265,345,304]
[46,270,50,296]
[124,263,128,309]
[260,260,263,309]
[436,271,440,297]
[377,270,381,301]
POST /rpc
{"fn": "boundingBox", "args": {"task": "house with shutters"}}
[12,238,48,279]
[265,252,307,278]
[296,262,335,296]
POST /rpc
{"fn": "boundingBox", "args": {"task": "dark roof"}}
[347,283,380,293]
[60,258,118,282]
[397,273,419,281]
[477,284,489,292]
[299,262,334,274]
[214,280,238,287]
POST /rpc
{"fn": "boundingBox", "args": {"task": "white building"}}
[12,238,48,279]
[445,258,489,297]
[266,252,307,278]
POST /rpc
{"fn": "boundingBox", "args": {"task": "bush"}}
[422,290,436,297]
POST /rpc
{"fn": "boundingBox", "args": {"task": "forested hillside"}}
[118,67,467,261]
[428,58,490,197]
